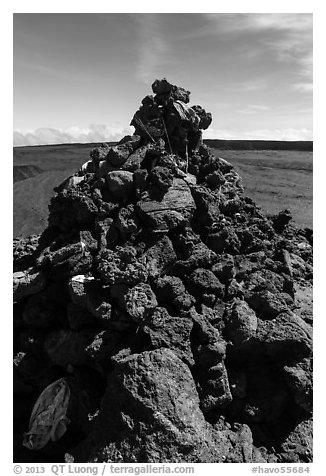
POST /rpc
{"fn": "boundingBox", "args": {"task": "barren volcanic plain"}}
[13,142,312,237]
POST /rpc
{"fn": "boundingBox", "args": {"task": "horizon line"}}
[13,138,314,149]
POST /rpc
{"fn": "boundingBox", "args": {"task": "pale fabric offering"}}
[23,378,71,450]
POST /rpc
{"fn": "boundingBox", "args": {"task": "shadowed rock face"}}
[13,79,312,464]
[76,349,224,463]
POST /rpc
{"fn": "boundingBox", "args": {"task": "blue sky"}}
[13,13,313,145]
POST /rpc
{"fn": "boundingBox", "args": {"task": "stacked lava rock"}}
[13,79,313,464]
[130,78,211,162]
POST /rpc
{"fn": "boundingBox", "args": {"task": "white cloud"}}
[204,13,312,35]
[203,128,239,141]
[248,13,312,32]
[13,124,134,147]
[203,127,312,141]
[294,82,313,93]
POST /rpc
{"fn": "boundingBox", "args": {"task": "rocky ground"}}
[13,79,312,463]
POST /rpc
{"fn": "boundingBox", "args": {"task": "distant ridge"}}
[204,139,313,151]
[14,140,313,152]
[13,142,116,150]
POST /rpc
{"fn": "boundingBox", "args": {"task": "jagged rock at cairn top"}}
[13,78,313,464]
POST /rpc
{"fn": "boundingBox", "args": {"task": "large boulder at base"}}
[278,418,313,463]
[220,422,266,463]
[70,349,242,462]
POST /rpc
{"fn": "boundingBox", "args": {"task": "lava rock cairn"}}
[13,78,313,464]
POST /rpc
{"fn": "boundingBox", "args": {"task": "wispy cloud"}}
[14,59,89,84]
[251,14,312,85]
[131,14,170,84]
[238,104,270,114]
[204,13,312,83]
[13,124,134,147]
[232,79,268,93]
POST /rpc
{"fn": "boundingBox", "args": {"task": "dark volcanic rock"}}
[245,290,288,319]
[72,349,227,462]
[116,204,140,235]
[106,170,134,199]
[171,232,217,275]
[211,254,235,284]
[223,299,258,344]
[272,209,292,233]
[196,361,232,412]
[90,143,113,164]
[48,188,98,231]
[278,418,313,463]
[13,78,313,464]
[67,302,95,330]
[140,307,194,366]
[23,283,68,328]
[97,246,148,286]
[243,269,285,295]
[155,275,195,311]
[282,358,312,413]
[190,308,232,412]
[117,283,158,323]
[257,311,312,361]
[148,166,173,193]
[13,235,40,271]
[38,242,93,281]
[13,269,46,303]
[137,178,195,232]
[226,364,289,424]
[123,144,150,171]
[152,78,191,104]
[221,422,266,463]
[106,143,134,167]
[95,217,117,250]
[191,105,212,130]
[187,268,224,301]
[44,329,92,367]
[142,235,177,278]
